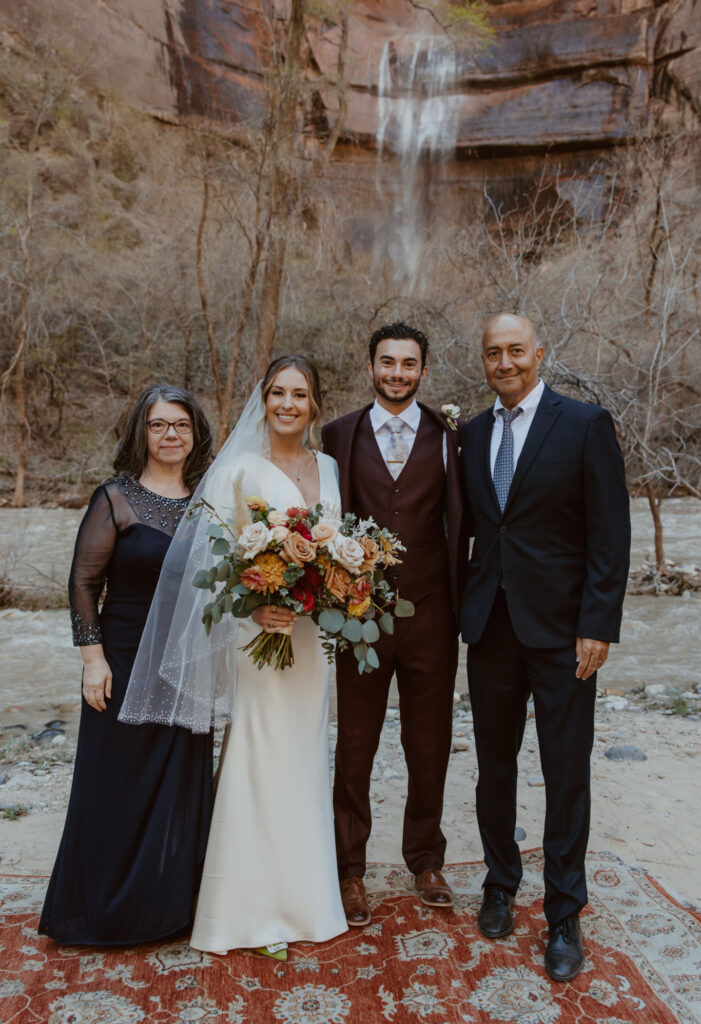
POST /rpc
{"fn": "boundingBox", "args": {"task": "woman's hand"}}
[81,646,113,711]
[252,605,297,633]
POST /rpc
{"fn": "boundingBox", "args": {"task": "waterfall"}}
[375,37,461,288]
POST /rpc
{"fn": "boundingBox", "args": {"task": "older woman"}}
[39,384,214,946]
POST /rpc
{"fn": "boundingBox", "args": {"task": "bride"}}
[120,355,347,959]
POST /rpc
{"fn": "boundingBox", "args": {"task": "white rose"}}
[271,525,290,544]
[268,509,288,527]
[328,534,365,573]
[238,521,273,559]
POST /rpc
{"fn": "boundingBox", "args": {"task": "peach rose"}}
[271,525,290,545]
[328,534,364,573]
[359,536,381,574]
[325,565,351,601]
[311,521,337,546]
[268,509,288,527]
[282,531,317,564]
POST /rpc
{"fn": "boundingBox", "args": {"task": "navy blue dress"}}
[39,477,213,946]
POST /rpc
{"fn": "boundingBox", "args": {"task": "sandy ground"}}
[0,498,699,908]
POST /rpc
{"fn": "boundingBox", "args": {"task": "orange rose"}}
[282,531,317,564]
[325,565,351,601]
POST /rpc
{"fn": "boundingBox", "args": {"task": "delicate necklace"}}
[271,448,310,483]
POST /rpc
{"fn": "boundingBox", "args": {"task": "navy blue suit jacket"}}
[460,383,630,649]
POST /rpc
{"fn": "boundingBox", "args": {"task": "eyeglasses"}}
[147,418,193,435]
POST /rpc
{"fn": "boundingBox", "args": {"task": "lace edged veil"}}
[118,384,268,733]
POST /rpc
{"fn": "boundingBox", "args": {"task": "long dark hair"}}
[113,384,213,494]
[261,355,323,448]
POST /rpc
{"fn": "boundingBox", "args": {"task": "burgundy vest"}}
[350,411,450,603]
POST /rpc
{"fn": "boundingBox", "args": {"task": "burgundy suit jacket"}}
[322,402,466,620]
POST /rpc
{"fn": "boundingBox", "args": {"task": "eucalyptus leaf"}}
[211,603,223,625]
[223,594,233,613]
[366,646,380,670]
[211,537,230,555]
[395,598,415,618]
[206,566,218,585]
[353,641,368,663]
[241,592,265,613]
[231,583,251,596]
[342,618,363,643]
[361,619,380,644]
[379,612,394,635]
[192,569,212,589]
[319,609,345,634]
[207,524,223,539]
[215,560,231,581]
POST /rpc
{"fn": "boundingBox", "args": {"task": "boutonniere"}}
[441,403,460,431]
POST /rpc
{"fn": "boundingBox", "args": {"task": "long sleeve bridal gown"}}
[189,451,347,952]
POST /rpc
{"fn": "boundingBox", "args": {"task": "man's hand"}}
[575,638,610,680]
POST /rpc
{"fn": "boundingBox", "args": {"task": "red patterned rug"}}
[1,852,699,1024]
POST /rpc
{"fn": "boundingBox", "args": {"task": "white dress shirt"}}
[489,379,545,476]
[370,399,448,469]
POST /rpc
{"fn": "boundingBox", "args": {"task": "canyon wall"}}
[2,0,699,213]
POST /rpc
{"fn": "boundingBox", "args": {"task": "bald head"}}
[481,313,544,410]
[482,313,538,353]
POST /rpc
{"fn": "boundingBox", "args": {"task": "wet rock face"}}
[1,0,698,173]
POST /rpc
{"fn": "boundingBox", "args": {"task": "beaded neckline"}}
[114,475,190,531]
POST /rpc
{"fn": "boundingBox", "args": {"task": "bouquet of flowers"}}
[191,497,414,673]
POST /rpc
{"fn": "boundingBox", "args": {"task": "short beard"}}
[372,374,421,407]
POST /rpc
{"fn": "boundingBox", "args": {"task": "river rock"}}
[452,738,470,752]
[605,745,647,761]
[644,683,667,698]
[514,827,527,841]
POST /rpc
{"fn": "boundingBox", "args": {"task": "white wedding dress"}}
[190,451,348,951]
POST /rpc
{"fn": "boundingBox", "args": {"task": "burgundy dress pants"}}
[333,588,458,878]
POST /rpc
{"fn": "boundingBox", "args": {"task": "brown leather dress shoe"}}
[415,869,455,908]
[340,876,371,927]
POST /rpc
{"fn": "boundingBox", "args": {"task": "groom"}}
[322,323,465,926]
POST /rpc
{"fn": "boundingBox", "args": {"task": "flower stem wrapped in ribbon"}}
[191,498,414,673]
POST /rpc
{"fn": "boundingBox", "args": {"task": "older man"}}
[460,314,630,981]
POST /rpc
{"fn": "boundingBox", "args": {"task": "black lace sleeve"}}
[68,486,117,646]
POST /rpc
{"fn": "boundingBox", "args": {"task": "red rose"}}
[290,521,313,541]
[304,565,323,591]
[291,583,315,613]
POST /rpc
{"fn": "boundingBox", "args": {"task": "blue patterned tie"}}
[493,407,523,511]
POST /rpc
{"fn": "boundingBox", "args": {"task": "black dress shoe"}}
[545,913,584,982]
[477,886,515,938]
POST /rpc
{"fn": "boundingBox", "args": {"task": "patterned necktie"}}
[385,417,409,480]
[493,407,523,511]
